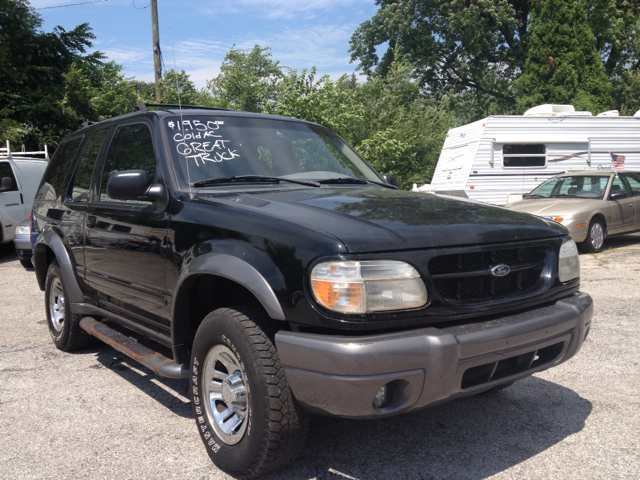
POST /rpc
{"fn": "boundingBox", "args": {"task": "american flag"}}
[610,152,626,169]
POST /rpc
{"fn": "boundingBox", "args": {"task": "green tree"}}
[349,0,639,112]
[206,45,283,112]
[514,0,612,112]
[0,0,101,147]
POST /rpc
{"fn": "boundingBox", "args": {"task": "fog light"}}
[373,384,392,409]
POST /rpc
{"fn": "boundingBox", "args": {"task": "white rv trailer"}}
[415,104,640,205]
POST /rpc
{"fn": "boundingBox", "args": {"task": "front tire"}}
[190,306,309,479]
[579,218,605,253]
[44,260,92,351]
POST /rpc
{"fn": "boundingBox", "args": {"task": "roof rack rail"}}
[132,103,229,113]
[0,138,49,161]
[79,120,96,130]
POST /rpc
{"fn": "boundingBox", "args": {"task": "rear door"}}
[619,172,640,228]
[606,174,635,234]
[0,161,25,241]
[84,121,171,333]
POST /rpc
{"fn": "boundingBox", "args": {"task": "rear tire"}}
[579,218,605,253]
[44,260,92,351]
[190,306,309,479]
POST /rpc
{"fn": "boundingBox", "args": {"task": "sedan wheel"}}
[579,218,605,253]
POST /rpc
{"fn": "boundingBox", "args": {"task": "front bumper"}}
[560,220,589,244]
[14,233,32,261]
[275,292,593,418]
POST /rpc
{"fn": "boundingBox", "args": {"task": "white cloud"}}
[198,0,371,20]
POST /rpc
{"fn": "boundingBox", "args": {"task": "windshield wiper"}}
[193,175,320,188]
[317,177,398,189]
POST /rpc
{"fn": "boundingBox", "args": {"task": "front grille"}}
[428,245,549,304]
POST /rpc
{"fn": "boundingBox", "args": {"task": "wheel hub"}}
[203,345,249,445]
[49,278,65,332]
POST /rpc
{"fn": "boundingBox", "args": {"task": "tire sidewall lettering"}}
[191,354,222,454]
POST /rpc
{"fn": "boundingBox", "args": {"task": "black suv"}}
[32,104,593,478]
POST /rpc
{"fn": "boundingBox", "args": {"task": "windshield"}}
[163,115,382,186]
[526,175,610,199]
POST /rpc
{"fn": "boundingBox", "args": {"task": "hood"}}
[202,187,567,253]
[507,197,596,217]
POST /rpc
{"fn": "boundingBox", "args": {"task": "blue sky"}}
[30,0,379,89]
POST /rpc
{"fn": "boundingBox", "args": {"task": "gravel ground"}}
[0,236,639,480]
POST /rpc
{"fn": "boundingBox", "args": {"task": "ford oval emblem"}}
[491,264,511,277]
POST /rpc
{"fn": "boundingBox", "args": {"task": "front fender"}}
[173,252,286,321]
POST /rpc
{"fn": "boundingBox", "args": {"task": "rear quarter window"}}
[37,137,83,201]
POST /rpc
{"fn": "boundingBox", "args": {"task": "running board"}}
[80,317,189,379]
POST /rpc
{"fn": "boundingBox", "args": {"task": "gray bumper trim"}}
[275,292,593,418]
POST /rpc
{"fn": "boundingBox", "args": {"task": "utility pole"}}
[150,0,161,102]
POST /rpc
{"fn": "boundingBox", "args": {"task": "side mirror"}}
[0,176,15,192]
[107,170,165,202]
[381,174,400,188]
[609,190,627,200]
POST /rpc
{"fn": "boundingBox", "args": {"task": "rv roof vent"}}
[597,110,619,117]
[634,110,640,117]
[523,104,574,116]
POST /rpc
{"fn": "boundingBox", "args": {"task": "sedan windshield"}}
[163,115,382,186]
[526,175,610,199]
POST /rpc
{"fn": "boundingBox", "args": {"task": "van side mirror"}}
[381,174,400,188]
[0,176,15,192]
[107,170,165,203]
[609,190,627,200]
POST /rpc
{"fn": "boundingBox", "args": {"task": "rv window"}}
[503,144,546,167]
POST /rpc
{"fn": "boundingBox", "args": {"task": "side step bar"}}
[80,317,189,379]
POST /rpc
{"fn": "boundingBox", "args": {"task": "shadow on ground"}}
[88,347,193,419]
[271,376,592,480]
[590,232,640,254]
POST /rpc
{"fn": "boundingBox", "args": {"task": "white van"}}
[0,141,48,244]
[415,104,640,205]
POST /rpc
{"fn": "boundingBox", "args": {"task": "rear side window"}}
[503,144,546,167]
[0,162,18,191]
[621,173,640,197]
[68,129,108,202]
[38,138,82,200]
[99,124,157,204]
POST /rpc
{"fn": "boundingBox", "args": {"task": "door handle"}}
[87,216,97,228]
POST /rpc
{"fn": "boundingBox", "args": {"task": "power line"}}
[36,0,109,10]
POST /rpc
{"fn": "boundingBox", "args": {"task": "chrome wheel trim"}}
[590,222,604,251]
[202,344,249,445]
[49,278,65,333]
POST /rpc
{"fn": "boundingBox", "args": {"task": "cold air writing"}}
[168,119,240,166]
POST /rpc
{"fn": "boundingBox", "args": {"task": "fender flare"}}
[172,252,286,322]
[34,229,85,303]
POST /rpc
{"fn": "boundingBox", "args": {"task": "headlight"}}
[15,225,30,235]
[543,215,568,223]
[558,239,580,282]
[310,260,428,314]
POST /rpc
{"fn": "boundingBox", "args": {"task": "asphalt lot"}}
[1,237,639,480]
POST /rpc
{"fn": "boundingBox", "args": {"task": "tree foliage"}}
[349,0,640,113]
[0,0,103,147]
[203,46,451,188]
[514,0,612,112]
[206,45,283,112]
